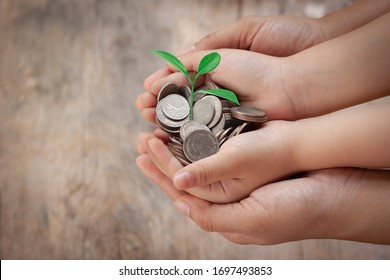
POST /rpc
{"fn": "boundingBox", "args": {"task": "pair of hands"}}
[136,15,390,244]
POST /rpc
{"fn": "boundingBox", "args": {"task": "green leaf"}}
[197,52,221,76]
[151,50,189,78]
[196,89,240,105]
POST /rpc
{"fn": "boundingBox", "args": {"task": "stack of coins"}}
[155,82,268,165]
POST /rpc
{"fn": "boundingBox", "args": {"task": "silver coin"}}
[193,91,207,102]
[235,122,251,135]
[161,94,190,121]
[183,130,219,162]
[195,85,208,91]
[175,154,191,166]
[156,117,180,134]
[156,100,188,133]
[206,81,221,89]
[211,114,225,135]
[169,135,183,145]
[168,140,183,149]
[157,82,179,101]
[179,85,191,101]
[219,135,229,147]
[168,146,190,165]
[202,95,222,128]
[180,120,210,140]
[168,143,185,156]
[224,112,233,121]
[215,128,225,140]
[193,98,215,125]
[228,123,247,139]
[221,100,236,108]
[217,126,234,141]
[231,106,268,123]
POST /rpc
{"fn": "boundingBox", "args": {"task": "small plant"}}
[151,50,240,119]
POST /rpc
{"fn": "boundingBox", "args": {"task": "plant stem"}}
[189,75,196,120]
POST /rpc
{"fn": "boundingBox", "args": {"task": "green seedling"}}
[151,50,240,119]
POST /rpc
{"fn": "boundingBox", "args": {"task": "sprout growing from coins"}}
[150,50,268,165]
[151,50,239,119]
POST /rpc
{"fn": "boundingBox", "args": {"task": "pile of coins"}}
[156,82,268,165]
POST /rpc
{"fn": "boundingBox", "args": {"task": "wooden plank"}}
[0,0,388,259]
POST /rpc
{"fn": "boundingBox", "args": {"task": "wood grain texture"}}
[0,0,389,259]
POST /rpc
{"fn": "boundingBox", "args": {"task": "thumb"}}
[173,152,239,190]
[194,22,242,51]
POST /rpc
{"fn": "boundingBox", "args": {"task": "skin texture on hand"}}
[192,0,390,56]
[293,102,390,171]
[136,4,390,245]
[137,14,330,124]
[137,49,302,122]
[138,12,390,126]
[193,15,327,57]
[137,121,298,203]
[289,11,390,119]
[137,152,390,245]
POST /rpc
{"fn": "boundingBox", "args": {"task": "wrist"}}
[319,168,390,244]
[278,56,312,120]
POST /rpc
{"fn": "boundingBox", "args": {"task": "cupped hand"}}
[137,121,299,203]
[137,14,330,124]
[137,49,303,124]
[136,151,390,245]
[192,15,327,57]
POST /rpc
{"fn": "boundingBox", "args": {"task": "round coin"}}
[193,91,207,102]
[169,135,183,145]
[179,85,191,101]
[183,130,219,162]
[156,100,188,133]
[157,82,179,101]
[180,120,210,140]
[206,81,221,89]
[161,94,190,120]
[230,106,268,123]
[211,114,225,135]
[193,98,215,125]
[202,95,222,128]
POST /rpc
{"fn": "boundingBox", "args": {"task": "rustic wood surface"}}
[1,0,389,259]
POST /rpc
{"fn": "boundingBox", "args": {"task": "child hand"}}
[137,121,297,203]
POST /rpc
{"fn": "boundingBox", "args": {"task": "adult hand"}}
[190,15,327,57]
[136,15,326,123]
[137,152,390,245]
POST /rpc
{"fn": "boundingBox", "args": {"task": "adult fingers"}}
[194,20,247,51]
[174,194,257,233]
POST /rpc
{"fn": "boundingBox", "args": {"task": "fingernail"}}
[175,44,195,57]
[174,200,190,217]
[173,172,191,189]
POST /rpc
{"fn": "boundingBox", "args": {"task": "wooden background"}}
[1,0,389,259]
